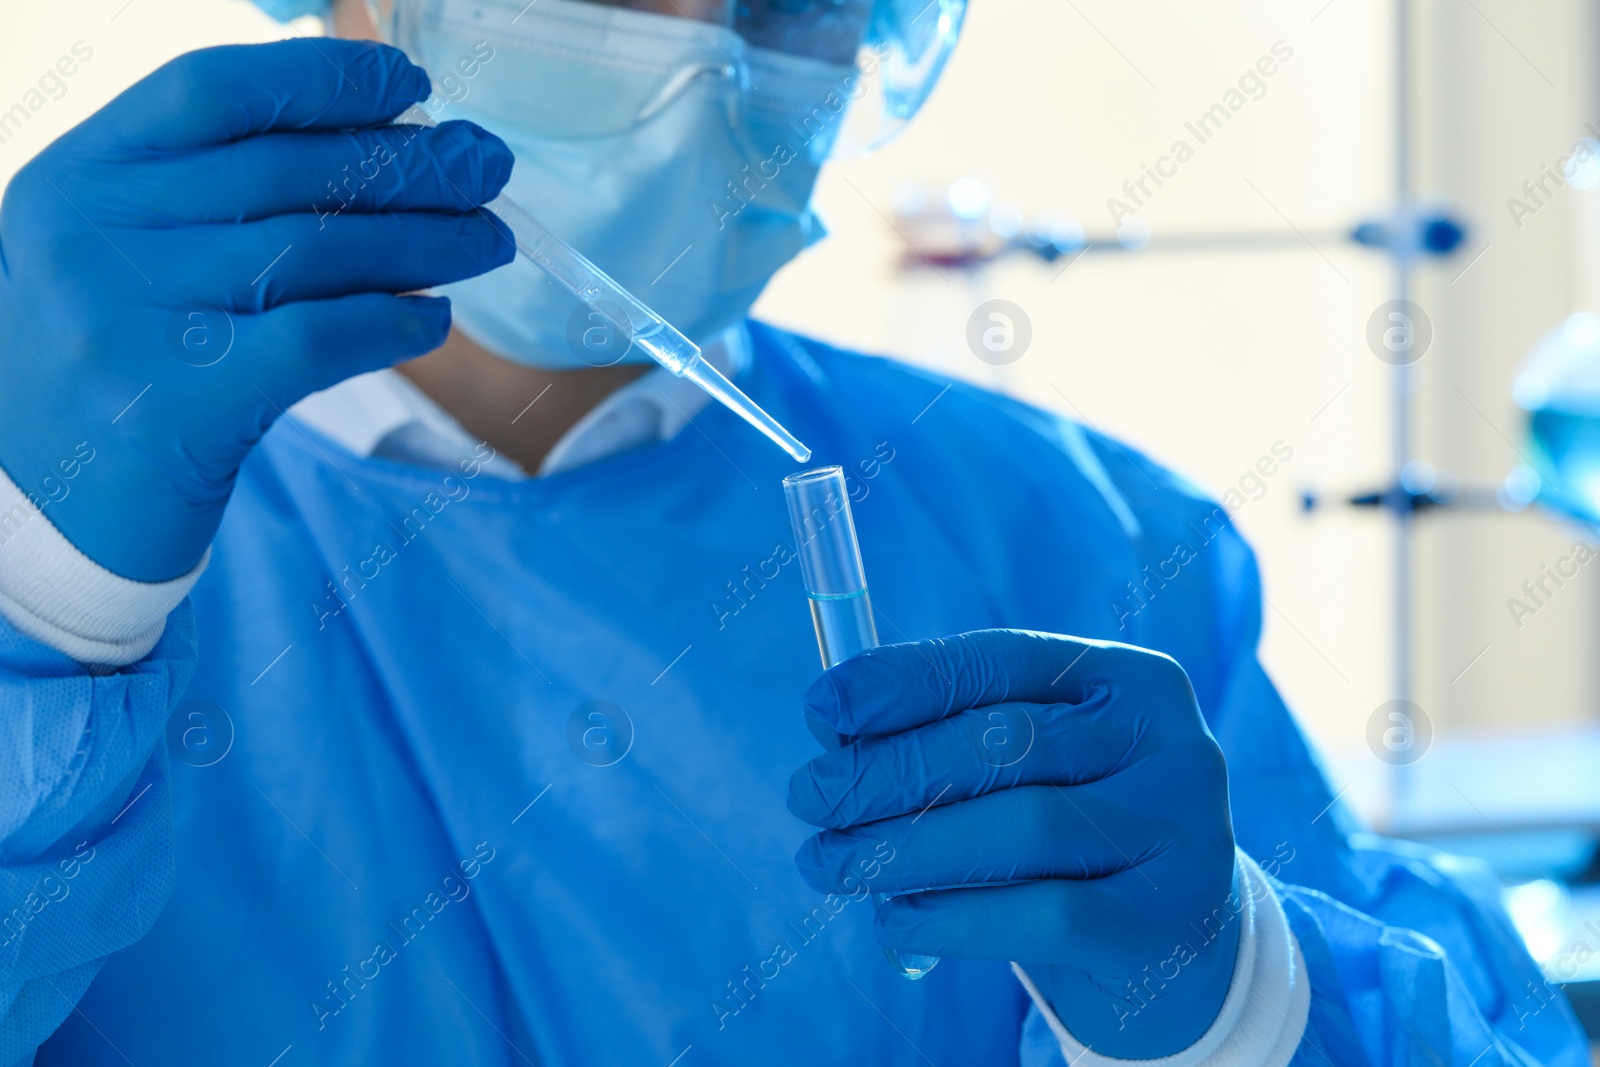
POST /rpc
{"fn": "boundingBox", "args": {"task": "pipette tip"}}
[674,351,813,464]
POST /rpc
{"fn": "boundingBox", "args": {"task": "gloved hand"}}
[0,39,515,581]
[789,629,1240,1059]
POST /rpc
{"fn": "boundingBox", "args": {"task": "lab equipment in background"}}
[884,178,1466,270]
[395,105,811,464]
[782,465,939,980]
[1325,308,1600,530]
[1298,459,1542,518]
[1514,311,1600,525]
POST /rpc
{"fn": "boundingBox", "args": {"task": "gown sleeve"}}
[0,603,196,1066]
[1020,426,1589,1066]
[1203,517,1586,1067]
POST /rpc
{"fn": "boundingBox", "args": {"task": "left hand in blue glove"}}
[788,629,1240,1059]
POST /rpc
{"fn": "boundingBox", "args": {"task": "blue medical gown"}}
[2,323,1585,1065]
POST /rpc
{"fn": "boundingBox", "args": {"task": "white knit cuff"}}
[0,463,206,666]
[1013,851,1308,1067]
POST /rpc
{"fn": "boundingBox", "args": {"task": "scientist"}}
[0,0,1585,1064]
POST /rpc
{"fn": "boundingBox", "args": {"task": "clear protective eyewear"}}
[732,0,968,155]
[365,0,966,157]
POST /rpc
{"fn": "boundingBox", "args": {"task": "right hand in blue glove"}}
[0,40,515,581]
[788,630,1241,1060]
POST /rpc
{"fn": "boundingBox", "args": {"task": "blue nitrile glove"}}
[789,629,1241,1060]
[0,40,515,582]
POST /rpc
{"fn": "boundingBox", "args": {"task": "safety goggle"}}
[363,0,966,156]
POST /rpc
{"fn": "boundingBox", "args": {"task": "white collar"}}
[287,325,751,480]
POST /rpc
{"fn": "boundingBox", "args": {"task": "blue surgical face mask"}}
[397,0,855,368]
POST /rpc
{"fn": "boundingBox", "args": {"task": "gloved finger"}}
[122,294,451,487]
[145,209,514,311]
[236,292,453,404]
[874,876,1174,962]
[805,629,1100,737]
[113,122,512,224]
[71,40,429,153]
[795,783,1182,895]
[790,690,1140,829]
[805,629,1190,738]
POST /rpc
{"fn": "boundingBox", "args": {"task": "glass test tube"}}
[782,466,940,981]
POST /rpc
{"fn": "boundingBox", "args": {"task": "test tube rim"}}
[781,465,846,490]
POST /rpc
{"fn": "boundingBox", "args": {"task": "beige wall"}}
[1410,0,1599,739]
[0,1,314,169]
[2,0,1595,814]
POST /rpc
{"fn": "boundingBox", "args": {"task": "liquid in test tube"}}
[782,466,940,981]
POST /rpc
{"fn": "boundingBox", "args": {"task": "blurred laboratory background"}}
[6,0,1600,1038]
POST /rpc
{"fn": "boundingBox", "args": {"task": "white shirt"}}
[288,325,751,480]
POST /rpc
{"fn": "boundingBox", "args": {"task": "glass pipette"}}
[393,106,811,464]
